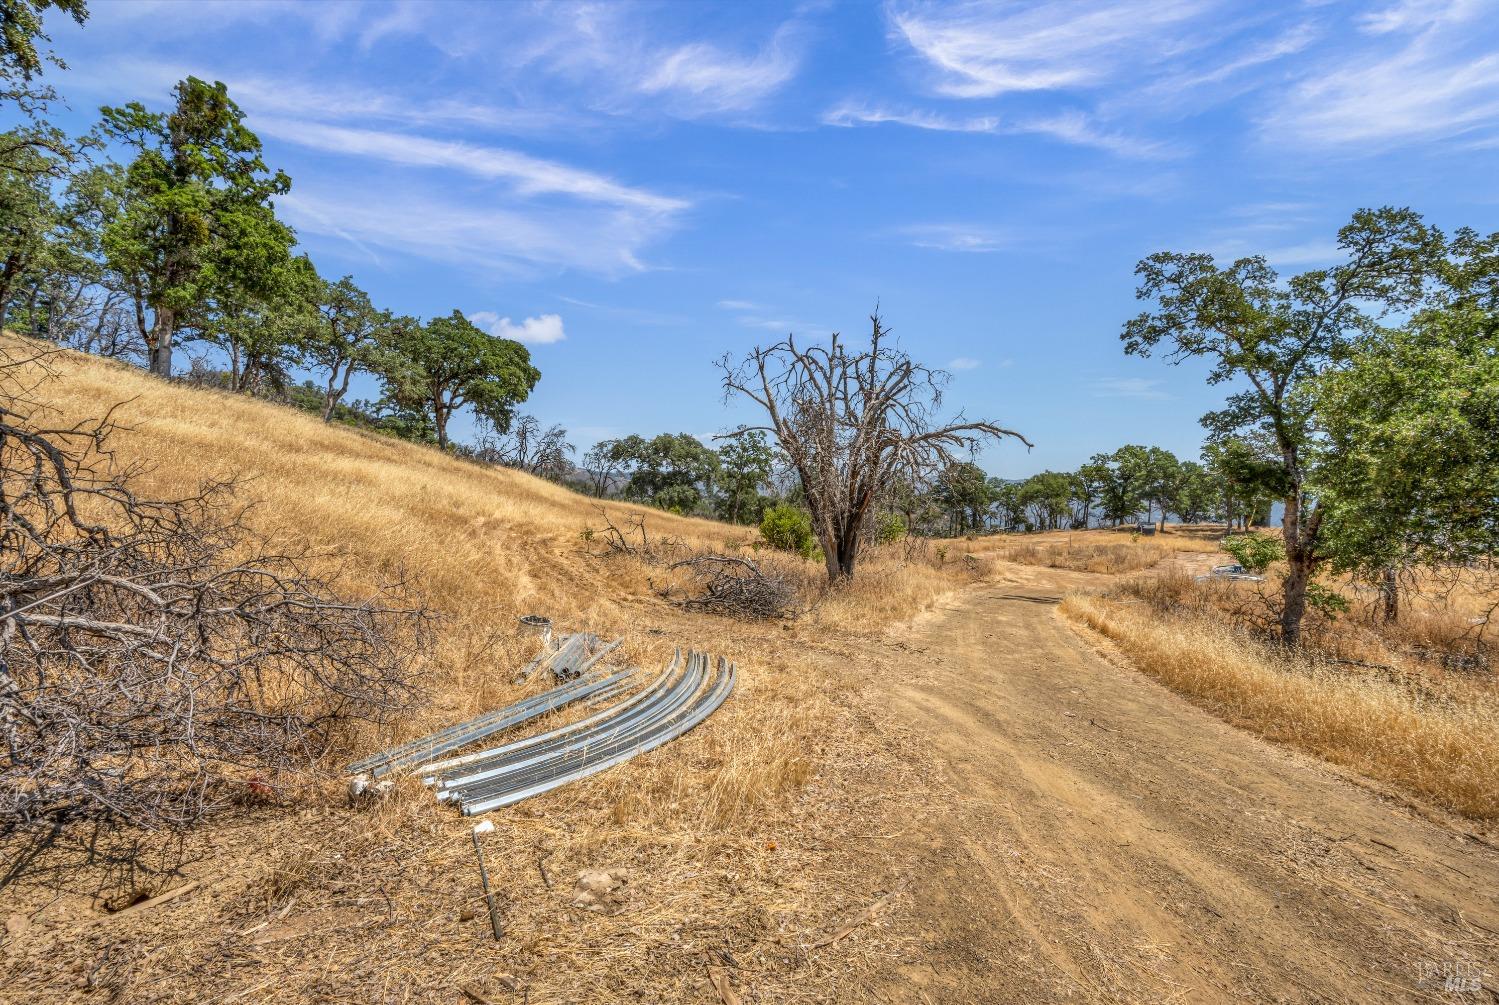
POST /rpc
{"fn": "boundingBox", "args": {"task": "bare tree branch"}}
[0,343,430,889]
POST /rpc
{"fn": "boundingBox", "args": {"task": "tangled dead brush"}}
[0,345,430,890]
[582,507,685,564]
[656,553,800,620]
[584,509,799,620]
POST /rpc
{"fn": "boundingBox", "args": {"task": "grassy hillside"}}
[32,347,967,710]
[7,343,981,1003]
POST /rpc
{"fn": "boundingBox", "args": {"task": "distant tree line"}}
[927,441,1275,538]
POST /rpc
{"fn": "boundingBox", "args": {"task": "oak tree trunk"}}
[1380,565,1400,625]
[148,308,175,377]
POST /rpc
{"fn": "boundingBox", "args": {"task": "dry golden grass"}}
[1062,590,1499,819]
[979,526,1224,575]
[2,345,975,1003]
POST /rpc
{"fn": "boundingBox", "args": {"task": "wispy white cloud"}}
[255,119,687,214]
[554,296,689,327]
[85,0,363,41]
[279,186,674,278]
[901,223,1012,253]
[470,312,567,345]
[357,0,425,51]
[1089,377,1171,400]
[69,56,591,139]
[824,101,1173,157]
[887,0,1215,99]
[823,101,1000,133]
[637,24,804,115]
[720,304,830,337]
[948,356,981,370]
[1262,0,1499,148]
[258,120,688,275]
[1016,110,1179,159]
[507,5,811,120]
[96,2,808,122]
[1257,242,1344,267]
[872,2,1497,158]
[1358,0,1457,35]
[739,317,828,335]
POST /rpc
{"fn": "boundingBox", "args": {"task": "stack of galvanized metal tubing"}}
[347,634,735,815]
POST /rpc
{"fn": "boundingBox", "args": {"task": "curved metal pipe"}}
[459,656,735,815]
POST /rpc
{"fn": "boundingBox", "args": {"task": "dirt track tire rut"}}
[864,570,1498,1004]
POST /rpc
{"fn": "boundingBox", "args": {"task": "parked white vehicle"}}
[1195,563,1265,583]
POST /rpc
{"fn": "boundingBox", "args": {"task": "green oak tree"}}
[1311,272,1499,622]
[1070,461,1108,528]
[1141,446,1182,531]
[381,309,539,450]
[936,460,992,533]
[1,0,87,86]
[1202,436,1284,533]
[1,0,88,172]
[1170,460,1219,525]
[304,274,414,421]
[612,432,720,513]
[1017,470,1073,531]
[196,246,314,394]
[0,132,63,331]
[99,77,291,377]
[1091,445,1152,526]
[1123,207,1442,644]
[715,427,774,524]
[989,479,1025,532]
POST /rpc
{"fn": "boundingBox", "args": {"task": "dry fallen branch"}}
[582,507,683,564]
[657,553,799,620]
[808,889,899,949]
[0,343,431,890]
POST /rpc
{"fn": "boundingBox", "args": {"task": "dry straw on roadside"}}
[1062,591,1499,820]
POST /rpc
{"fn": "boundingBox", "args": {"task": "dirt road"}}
[866,564,1499,1003]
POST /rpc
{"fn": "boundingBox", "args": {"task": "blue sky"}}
[33,0,1499,477]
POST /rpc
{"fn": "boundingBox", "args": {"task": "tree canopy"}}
[100,76,293,377]
[382,309,540,450]
[1123,207,1444,643]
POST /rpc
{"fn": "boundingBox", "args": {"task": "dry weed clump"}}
[1061,592,1499,819]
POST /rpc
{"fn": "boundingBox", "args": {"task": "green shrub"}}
[875,512,907,545]
[1222,533,1285,573]
[653,484,701,515]
[760,503,817,559]
[1306,581,1350,617]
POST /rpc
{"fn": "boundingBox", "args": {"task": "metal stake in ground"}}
[470,820,504,941]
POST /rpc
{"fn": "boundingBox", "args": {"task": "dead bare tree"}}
[0,344,428,890]
[718,312,1030,581]
[475,414,574,481]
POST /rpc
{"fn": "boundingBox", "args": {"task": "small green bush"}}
[1222,533,1285,573]
[1306,581,1350,617]
[875,512,907,545]
[760,503,817,559]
